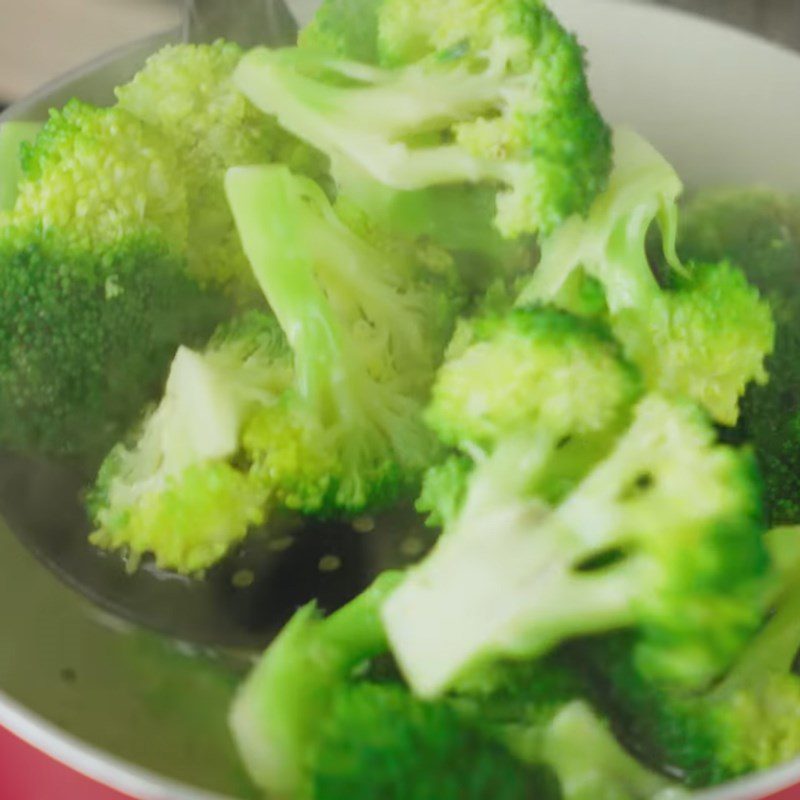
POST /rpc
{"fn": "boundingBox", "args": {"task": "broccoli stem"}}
[383,437,638,698]
[540,701,686,800]
[226,164,346,412]
[0,121,42,212]
[235,49,507,190]
[518,128,684,313]
[715,575,800,698]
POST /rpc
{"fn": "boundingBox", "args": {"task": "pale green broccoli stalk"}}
[88,313,290,574]
[519,129,774,426]
[537,701,687,800]
[676,188,800,525]
[427,307,642,452]
[383,396,770,698]
[115,41,325,295]
[584,526,800,788]
[229,572,402,798]
[235,0,612,239]
[0,121,41,212]
[226,164,448,516]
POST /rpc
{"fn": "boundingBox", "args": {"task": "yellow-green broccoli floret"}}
[519,129,774,426]
[235,0,612,239]
[677,188,800,525]
[383,396,770,698]
[0,223,226,458]
[115,40,325,294]
[230,572,402,798]
[427,306,642,451]
[87,313,291,574]
[15,100,188,252]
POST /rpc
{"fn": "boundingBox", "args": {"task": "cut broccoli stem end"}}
[541,701,686,800]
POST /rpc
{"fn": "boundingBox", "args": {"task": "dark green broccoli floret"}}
[519,130,774,426]
[678,188,800,524]
[227,164,455,517]
[230,572,403,798]
[383,395,770,698]
[16,100,189,253]
[313,682,550,800]
[581,528,800,788]
[0,225,226,458]
[235,0,612,240]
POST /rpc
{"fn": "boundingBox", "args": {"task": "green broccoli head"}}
[582,528,800,788]
[0,224,226,458]
[427,306,642,451]
[677,188,800,524]
[383,395,770,699]
[519,129,774,426]
[613,260,773,427]
[87,312,290,574]
[313,682,550,800]
[115,41,324,295]
[235,0,612,240]
[14,100,188,252]
[227,164,452,517]
[229,572,402,799]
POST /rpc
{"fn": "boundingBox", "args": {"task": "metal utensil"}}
[0,1,425,651]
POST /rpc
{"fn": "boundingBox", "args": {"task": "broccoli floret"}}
[235,0,612,239]
[15,100,189,253]
[313,682,550,800]
[87,313,290,574]
[227,164,451,516]
[0,224,226,458]
[229,572,403,798]
[383,395,770,698]
[583,526,800,788]
[519,129,774,426]
[416,305,641,527]
[677,188,800,524]
[454,659,686,800]
[427,307,641,451]
[115,41,324,294]
[231,571,548,800]
[0,121,41,212]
